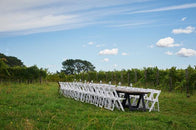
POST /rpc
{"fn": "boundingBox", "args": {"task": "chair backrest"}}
[87,84,95,94]
[89,84,96,94]
[146,90,161,101]
[153,90,161,101]
[106,87,117,98]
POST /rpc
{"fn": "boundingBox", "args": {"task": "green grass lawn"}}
[0,82,195,130]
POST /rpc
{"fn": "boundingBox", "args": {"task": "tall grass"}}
[0,82,195,129]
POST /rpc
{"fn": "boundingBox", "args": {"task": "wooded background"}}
[0,53,195,95]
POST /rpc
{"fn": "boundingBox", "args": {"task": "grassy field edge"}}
[0,82,195,129]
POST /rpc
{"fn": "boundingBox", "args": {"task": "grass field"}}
[0,82,196,130]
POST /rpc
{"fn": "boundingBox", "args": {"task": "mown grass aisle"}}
[0,82,195,129]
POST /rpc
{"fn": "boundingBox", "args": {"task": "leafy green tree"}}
[26,65,40,83]
[168,67,178,91]
[88,71,97,82]
[0,53,24,67]
[186,65,196,92]
[106,71,114,83]
[144,67,159,86]
[0,58,10,80]
[97,71,106,83]
[8,66,26,81]
[47,73,61,82]
[39,68,47,83]
[61,59,95,75]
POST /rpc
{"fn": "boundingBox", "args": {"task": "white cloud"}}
[99,48,118,55]
[88,41,94,45]
[176,48,196,57]
[149,44,155,48]
[128,3,196,14]
[172,26,195,34]
[113,64,118,67]
[181,17,186,21]
[96,44,105,48]
[110,21,154,28]
[165,51,173,55]
[0,0,148,35]
[148,65,153,68]
[103,58,109,62]
[122,52,128,56]
[156,37,180,47]
[46,64,58,68]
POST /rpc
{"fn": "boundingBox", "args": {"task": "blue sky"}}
[0,0,196,72]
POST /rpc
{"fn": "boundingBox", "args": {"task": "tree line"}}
[47,65,196,95]
[0,54,195,95]
[0,55,47,83]
[0,53,24,67]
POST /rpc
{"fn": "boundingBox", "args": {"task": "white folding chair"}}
[145,90,161,112]
[85,84,93,103]
[93,85,102,107]
[105,87,125,111]
[80,83,89,102]
[88,84,97,105]
[103,87,115,110]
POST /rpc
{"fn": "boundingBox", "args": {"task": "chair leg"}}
[115,100,124,111]
[149,101,156,112]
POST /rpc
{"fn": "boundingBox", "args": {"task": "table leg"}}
[136,94,146,111]
[127,94,132,110]
[136,94,142,108]
[122,93,128,108]
[141,94,146,111]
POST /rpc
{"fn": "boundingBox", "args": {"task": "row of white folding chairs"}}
[59,82,125,111]
[89,83,124,111]
[59,82,161,112]
[116,86,161,112]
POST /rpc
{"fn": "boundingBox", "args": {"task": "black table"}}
[116,89,149,111]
